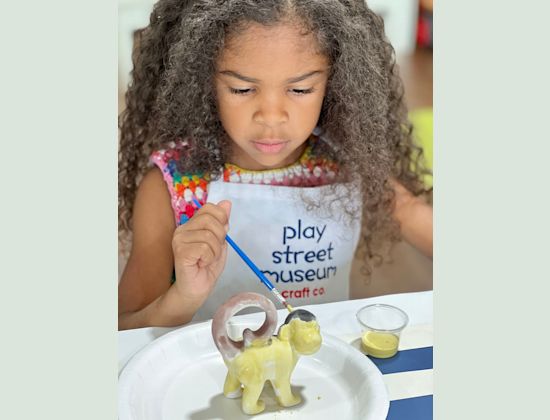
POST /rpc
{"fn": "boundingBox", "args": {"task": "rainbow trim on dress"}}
[151,138,338,226]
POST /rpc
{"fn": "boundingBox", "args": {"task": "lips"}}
[252,139,289,154]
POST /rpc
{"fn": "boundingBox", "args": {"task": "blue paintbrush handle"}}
[223,235,275,291]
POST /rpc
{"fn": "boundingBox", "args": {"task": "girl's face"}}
[215,22,329,170]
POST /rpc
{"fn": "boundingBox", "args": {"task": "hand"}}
[171,200,232,311]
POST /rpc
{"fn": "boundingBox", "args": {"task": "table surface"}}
[119,290,433,419]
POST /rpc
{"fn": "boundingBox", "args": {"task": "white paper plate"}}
[119,321,389,420]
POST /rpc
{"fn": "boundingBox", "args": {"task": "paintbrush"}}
[191,197,293,313]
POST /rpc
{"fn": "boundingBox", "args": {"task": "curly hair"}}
[118,0,431,273]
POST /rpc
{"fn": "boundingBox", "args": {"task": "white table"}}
[119,291,433,418]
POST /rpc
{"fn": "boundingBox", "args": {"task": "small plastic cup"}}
[356,304,409,358]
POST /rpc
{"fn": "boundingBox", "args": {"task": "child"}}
[118,0,433,330]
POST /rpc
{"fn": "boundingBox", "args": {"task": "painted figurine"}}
[211,292,322,415]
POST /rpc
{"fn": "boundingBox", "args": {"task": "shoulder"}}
[137,167,169,198]
[139,166,168,190]
[133,167,176,234]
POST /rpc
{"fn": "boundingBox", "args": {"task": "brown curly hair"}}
[118,0,431,272]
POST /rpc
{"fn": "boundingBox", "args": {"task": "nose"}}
[252,92,288,127]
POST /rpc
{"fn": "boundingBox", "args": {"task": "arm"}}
[391,180,433,258]
[118,168,231,330]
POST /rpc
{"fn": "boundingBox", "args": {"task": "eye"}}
[290,88,315,95]
[229,87,254,95]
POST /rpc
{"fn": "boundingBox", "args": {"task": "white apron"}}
[192,177,362,321]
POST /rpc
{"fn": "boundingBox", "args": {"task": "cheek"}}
[217,99,249,137]
[301,91,325,116]
[216,94,236,121]
[313,89,327,111]
[217,98,233,122]
[215,85,237,120]
[292,97,324,129]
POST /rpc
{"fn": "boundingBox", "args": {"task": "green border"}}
[1,1,117,419]
[435,1,550,419]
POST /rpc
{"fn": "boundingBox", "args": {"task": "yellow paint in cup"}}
[356,304,408,359]
[361,331,399,358]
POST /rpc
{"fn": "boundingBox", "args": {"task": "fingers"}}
[176,229,224,261]
[199,242,228,269]
[184,212,228,242]
[217,200,232,220]
[174,238,217,267]
[198,202,231,227]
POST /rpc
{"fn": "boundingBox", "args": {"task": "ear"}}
[278,324,293,341]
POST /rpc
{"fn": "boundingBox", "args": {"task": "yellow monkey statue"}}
[211,292,322,415]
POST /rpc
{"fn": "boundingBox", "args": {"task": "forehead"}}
[218,22,328,73]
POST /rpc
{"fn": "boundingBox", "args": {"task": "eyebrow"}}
[219,70,324,84]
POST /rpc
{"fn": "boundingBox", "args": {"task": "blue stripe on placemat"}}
[387,395,433,420]
[368,347,433,374]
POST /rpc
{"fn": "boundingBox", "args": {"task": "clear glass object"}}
[356,304,409,358]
